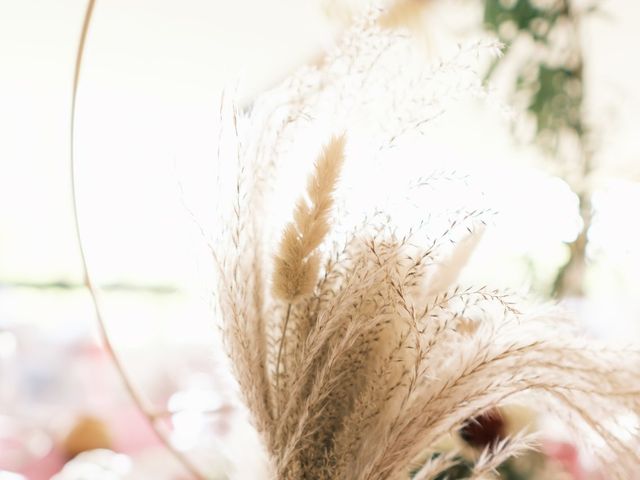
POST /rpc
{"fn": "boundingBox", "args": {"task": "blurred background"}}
[1,0,639,478]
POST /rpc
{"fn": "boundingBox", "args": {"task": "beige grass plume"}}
[211,11,640,480]
[215,131,640,478]
[271,135,346,410]
[272,135,346,303]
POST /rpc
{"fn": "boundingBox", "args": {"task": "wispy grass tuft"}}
[272,135,346,303]
[212,8,640,480]
[215,130,640,477]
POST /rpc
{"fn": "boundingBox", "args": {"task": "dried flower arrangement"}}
[69,3,640,479]
[209,11,640,480]
[214,129,640,478]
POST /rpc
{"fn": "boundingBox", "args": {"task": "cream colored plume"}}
[272,135,346,302]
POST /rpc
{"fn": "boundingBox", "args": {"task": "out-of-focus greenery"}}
[411,454,547,479]
[483,0,598,297]
[483,0,587,153]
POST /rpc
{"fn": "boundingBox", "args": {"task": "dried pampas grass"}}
[210,9,640,480]
[272,135,346,303]
[215,134,640,480]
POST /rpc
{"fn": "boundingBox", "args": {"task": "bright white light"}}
[0,332,17,359]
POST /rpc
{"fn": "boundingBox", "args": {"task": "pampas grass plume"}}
[272,135,346,302]
[212,14,640,480]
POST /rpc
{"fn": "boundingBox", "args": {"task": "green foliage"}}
[410,454,540,480]
[497,458,539,480]
[484,0,567,41]
[484,0,584,153]
[434,461,472,480]
[527,64,583,136]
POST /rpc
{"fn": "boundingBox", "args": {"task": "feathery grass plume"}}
[217,140,640,478]
[272,135,346,302]
[212,99,275,457]
[272,135,346,413]
[466,431,539,479]
[211,10,640,480]
[411,449,461,480]
[244,7,499,182]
